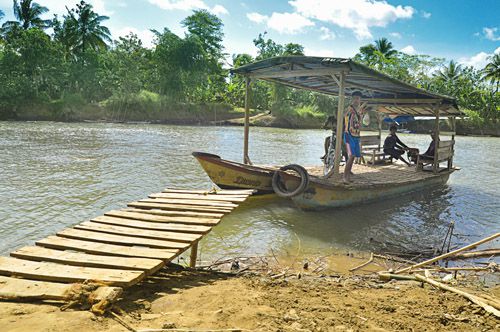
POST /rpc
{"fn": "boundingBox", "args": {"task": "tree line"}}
[0,0,498,124]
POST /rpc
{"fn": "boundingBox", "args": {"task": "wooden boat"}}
[280,164,455,210]
[192,152,275,193]
[193,56,462,210]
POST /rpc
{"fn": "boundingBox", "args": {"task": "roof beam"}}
[249,68,347,79]
[368,98,442,104]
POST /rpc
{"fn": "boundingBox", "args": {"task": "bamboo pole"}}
[396,232,500,274]
[349,253,374,272]
[333,72,346,175]
[451,248,500,259]
[414,274,500,317]
[243,77,251,165]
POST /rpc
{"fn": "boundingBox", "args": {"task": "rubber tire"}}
[272,164,309,198]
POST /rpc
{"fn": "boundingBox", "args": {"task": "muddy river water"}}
[0,122,498,260]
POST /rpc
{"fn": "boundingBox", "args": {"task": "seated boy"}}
[383,124,411,166]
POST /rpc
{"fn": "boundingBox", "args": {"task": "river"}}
[0,122,498,260]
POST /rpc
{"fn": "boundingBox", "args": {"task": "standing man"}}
[343,91,365,183]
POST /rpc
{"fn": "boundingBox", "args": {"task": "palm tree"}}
[374,38,398,58]
[65,1,111,54]
[436,60,462,83]
[2,0,50,31]
[357,37,398,69]
[483,54,500,93]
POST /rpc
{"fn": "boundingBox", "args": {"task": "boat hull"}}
[192,152,274,193]
[287,172,451,210]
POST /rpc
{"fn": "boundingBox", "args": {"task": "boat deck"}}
[264,162,453,188]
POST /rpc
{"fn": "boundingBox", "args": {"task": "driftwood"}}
[396,232,500,274]
[349,253,374,272]
[413,274,500,318]
[378,273,418,282]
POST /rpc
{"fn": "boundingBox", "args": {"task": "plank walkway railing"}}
[0,188,253,304]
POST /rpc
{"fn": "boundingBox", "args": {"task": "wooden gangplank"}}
[0,188,253,301]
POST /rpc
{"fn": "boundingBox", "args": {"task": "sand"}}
[1,260,498,332]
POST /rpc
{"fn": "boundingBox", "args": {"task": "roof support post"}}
[333,72,346,175]
[377,112,382,150]
[433,104,440,174]
[243,77,252,165]
[449,116,456,170]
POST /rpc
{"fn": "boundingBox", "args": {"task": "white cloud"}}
[319,26,335,40]
[290,0,414,40]
[421,11,431,19]
[267,12,314,34]
[246,12,268,24]
[114,27,156,48]
[148,0,228,15]
[31,0,113,16]
[400,45,416,55]
[389,32,401,39]
[211,4,228,16]
[482,27,500,41]
[246,11,314,35]
[459,47,500,69]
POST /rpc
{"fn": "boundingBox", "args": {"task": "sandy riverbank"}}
[1,253,498,332]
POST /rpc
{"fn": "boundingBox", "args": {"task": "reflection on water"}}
[0,122,499,258]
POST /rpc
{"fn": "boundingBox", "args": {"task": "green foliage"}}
[0,2,498,130]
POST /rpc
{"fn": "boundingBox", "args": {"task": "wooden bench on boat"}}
[417,132,455,172]
[360,135,388,165]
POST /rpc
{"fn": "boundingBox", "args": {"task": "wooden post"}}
[377,111,382,150]
[333,72,346,175]
[243,77,251,164]
[449,116,456,170]
[433,105,440,173]
[189,241,199,268]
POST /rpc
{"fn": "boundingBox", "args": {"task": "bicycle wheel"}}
[323,136,336,177]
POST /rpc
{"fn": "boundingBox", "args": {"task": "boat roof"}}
[231,56,461,117]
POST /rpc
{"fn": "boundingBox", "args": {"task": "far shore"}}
[2,114,499,137]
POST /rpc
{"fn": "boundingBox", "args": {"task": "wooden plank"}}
[163,188,254,195]
[11,246,164,274]
[37,236,179,260]
[0,257,144,287]
[437,149,453,161]
[130,201,232,214]
[439,140,455,148]
[146,196,238,208]
[0,276,74,301]
[75,221,202,243]
[92,215,211,234]
[57,229,190,250]
[104,210,220,226]
[150,192,248,202]
[123,207,224,219]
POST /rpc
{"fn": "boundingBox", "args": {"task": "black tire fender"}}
[272,164,309,198]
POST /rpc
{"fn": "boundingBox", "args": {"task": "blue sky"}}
[1,0,499,68]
